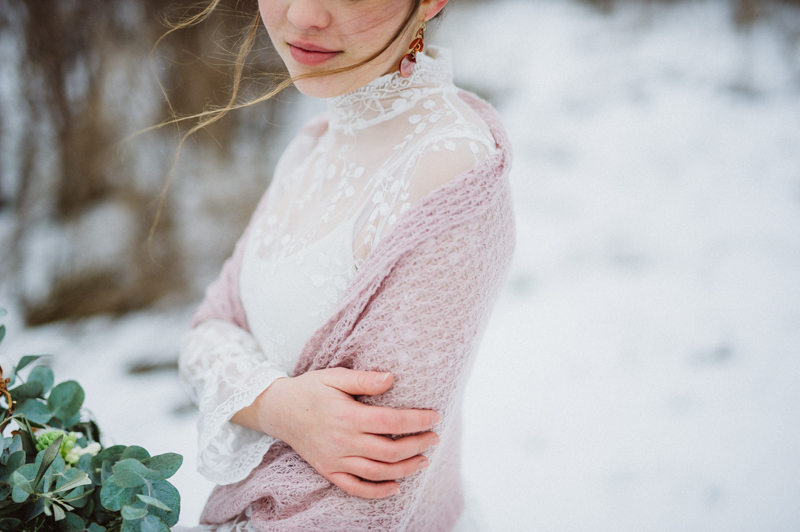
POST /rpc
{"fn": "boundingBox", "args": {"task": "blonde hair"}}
[146,0,426,240]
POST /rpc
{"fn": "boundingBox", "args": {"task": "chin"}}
[292,77,343,99]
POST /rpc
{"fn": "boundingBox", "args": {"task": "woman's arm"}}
[232,369,440,499]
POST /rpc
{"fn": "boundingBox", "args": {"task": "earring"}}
[399,22,426,79]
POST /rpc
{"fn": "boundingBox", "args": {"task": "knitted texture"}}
[191,91,515,532]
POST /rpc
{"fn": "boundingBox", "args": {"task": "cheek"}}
[258,0,284,36]
[342,8,410,55]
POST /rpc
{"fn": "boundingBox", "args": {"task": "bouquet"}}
[0,309,183,532]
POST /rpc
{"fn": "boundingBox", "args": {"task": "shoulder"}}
[402,90,509,203]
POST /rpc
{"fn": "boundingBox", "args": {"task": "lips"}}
[288,41,341,66]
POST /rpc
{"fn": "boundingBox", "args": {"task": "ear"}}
[421,0,449,21]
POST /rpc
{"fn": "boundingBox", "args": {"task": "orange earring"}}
[399,22,426,79]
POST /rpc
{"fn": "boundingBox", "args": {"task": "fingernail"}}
[417,460,429,472]
[374,373,390,386]
[390,487,400,496]
[430,436,440,448]
[432,414,442,426]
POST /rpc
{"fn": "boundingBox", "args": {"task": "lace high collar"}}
[326,46,455,132]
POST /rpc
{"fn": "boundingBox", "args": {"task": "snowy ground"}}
[3,0,800,530]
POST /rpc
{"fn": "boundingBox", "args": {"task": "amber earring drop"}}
[399,22,426,78]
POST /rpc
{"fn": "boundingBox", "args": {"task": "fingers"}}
[321,368,395,396]
[354,432,440,463]
[328,472,400,499]
[356,404,441,435]
[340,455,429,482]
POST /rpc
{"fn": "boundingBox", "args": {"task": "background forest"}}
[2,0,800,530]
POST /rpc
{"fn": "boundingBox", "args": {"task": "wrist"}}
[253,376,290,439]
[230,376,290,438]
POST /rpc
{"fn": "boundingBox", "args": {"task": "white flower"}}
[0,355,14,380]
[65,442,102,466]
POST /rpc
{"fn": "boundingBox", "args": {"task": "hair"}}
[145,0,427,241]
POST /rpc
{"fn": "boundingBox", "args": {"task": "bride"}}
[177,0,515,530]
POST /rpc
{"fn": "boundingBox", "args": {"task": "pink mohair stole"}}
[190,91,516,532]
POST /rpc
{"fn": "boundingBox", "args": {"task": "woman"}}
[178,0,515,530]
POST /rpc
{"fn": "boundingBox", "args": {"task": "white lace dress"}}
[178,47,495,532]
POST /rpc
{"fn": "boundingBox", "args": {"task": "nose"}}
[286,0,332,30]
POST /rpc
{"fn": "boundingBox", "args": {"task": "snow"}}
[2,0,800,530]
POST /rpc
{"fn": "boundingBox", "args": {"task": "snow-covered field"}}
[3,0,800,530]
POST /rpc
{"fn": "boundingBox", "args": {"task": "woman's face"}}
[258,0,423,98]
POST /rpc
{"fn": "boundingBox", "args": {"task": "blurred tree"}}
[0,0,289,325]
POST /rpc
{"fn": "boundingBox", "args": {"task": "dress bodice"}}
[239,213,358,372]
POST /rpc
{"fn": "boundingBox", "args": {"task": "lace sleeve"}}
[179,320,288,486]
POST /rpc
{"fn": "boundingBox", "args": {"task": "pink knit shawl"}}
[190,91,515,532]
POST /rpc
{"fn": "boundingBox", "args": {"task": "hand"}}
[232,368,441,499]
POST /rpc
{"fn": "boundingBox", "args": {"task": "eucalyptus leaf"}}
[100,477,138,511]
[63,485,91,508]
[61,410,83,429]
[8,434,22,454]
[28,366,55,394]
[0,481,10,499]
[101,459,113,484]
[0,308,6,317]
[1,450,25,483]
[121,446,150,461]
[91,444,126,470]
[147,480,180,526]
[34,434,63,491]
[122,505,149,520]
[47,380,85,421]
[61,512,86,531]
[120,518,139,532]
[77,452,93,477]
[0,324,5,345]
[9,381,44,400]
[25,497,45,520]
[142,453,182,480]
[16,354,50,373]
[112,459,161,488]
[15,463,39,481]
[140,514,170,532]
[16,398,52,424]
[88,523,107,532]
[0,518,22,529]
[10,471,32,502]
[136,494,172,512]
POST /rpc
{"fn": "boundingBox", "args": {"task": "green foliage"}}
[0,310,183,531]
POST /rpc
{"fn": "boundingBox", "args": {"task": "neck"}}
[326,47,454,132]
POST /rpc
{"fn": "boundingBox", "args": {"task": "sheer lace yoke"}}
[251,46,498,269]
